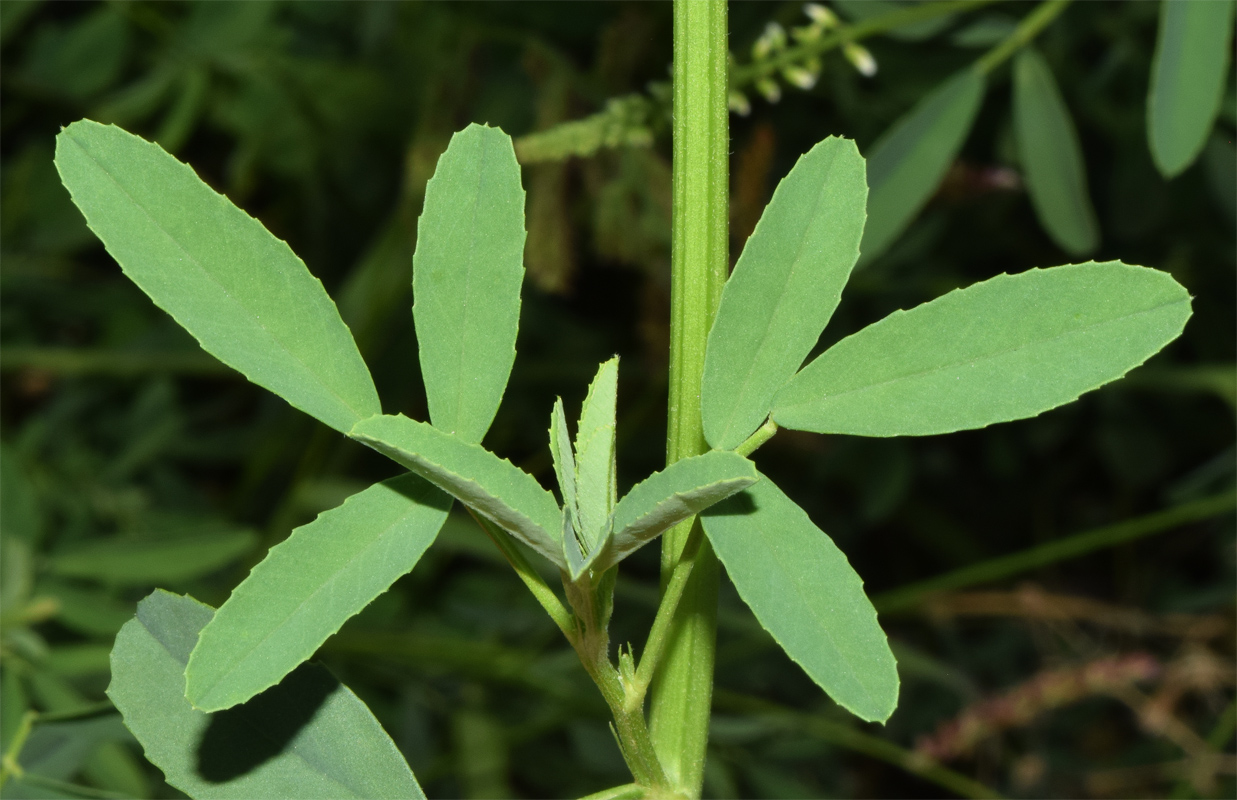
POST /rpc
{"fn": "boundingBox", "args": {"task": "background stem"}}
[649,0,729,795]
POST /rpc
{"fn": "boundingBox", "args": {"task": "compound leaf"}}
[1148,0,1235,178]
[109,590,424,799]
[414,123,526,444]
[573,357,618,551]
[349,414,563,568]
[1014,48,1099,256]
[701,476,898,722]
[860,69,985,263]
[598,451,758,571]
[186,474,451,712]
[48,530,257,586]
[54,120,380,435]
[702,137,867,450]
[772,262,1191,437]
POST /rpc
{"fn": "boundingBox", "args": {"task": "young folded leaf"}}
[54,120,380,435]
[860,69,985,264]
[414,123,526,444]
[350,414,564,568]
[1014,48,1099,256]
[186,474,452,712]
[548,397,578,518]
[596,451,758,571]
[701,137,867,450]
[772,262,1191,437]
[561,505,605,582]
[110,591,425,799]
[701,475,898,723]
[1147,0,1235,178]
[573,357,619,552]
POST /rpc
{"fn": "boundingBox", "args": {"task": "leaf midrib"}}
[64,131,369,424]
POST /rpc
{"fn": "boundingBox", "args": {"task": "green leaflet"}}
[701,475,898,723]
[772,262,1192,437]
[1147,0,1235,178]
[701,137,867,450]
[414,123,526,444]
[548,397,577,518]
[349,414,563,568]
[185,474,451,712]
[596,451,758,572]
[860,69,985,263]
[109,591,424,799]
[1013,48,1099,256]
[53,120,380,435]
[573,357,618,553]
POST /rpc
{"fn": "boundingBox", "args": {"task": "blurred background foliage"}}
[0,1,1233,798]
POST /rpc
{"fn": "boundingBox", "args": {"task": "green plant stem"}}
[874,490,1236,613]
[632,523,704,704]
[734,419,777,457]
[651,0,729,795]
[469,511,576,640]
[578,783,646,800]
[731,0,996,87]
[0,711,35,788]
[973,0,1073,75]
[713,691,1004,800]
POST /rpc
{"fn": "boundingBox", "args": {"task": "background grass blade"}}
[54,120,380,435]
[599,451,757,570]
[701,475,899,723]
[701,137,867,450]
[47,529,256,586]
[349,414,563,567]
[860,69,985,263]
[772,262,1192,437]
[1013,47,1099,256]
[186,474,451,712]
[109,591,425,799]
[413,123,526,444]
[1147,0,1235,178]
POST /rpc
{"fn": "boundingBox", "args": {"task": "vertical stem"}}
[649,0,728,795]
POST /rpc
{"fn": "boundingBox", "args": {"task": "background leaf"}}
[701,475,899,723]
[413,123,526,444]
[186,474,451,712]
[701,137,867,450]
[47,529,256,586]
[1147,0,1235,178]
[109,590,425,799]
[860,69,985,263]
[349,414,563,567]
[599,451,757,570]
[1013,48,1099,256]
[772,262,1192,437]
[53,120,381,434]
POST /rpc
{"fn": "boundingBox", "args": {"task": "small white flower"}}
[843,42,877,77]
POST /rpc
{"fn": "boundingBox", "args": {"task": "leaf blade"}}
[860,69,985,263]
[186,474,451,712]
[574,357,618,550]
[109,591,424,799]
[413,123,526,443]
[701,476,899,722]
[599,451,758,570]
[772,262,1192,437]
[349,414,563,567]
[53,120,380,434]
[1013,48,1099,256]
[1148,0,1235,178]
[702,137,868,450]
